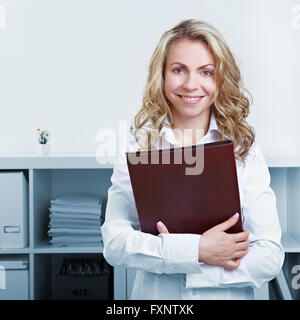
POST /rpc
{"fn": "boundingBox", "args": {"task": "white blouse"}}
[100,112,285,300]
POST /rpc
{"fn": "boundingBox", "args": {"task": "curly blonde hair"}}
[133,19,255,162]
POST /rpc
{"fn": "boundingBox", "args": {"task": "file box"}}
[0,172,29,249]
[0,256,29,300]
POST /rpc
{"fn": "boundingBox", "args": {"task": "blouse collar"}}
[159,110,220,146]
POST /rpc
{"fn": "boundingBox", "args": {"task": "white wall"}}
[0,0,299,155]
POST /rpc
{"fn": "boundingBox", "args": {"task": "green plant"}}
[37,128,49,144]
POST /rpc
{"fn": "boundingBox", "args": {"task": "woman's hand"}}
[156,213,250,270]
[198,213,249,270]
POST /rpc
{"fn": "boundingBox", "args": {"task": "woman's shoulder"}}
[126,131,141,153]
[244,140,266,164]
[114,130,140,172]
[240,140,270,181]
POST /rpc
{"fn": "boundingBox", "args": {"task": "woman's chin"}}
[180,108,208,119]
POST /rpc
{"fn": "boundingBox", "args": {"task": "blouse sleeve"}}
[101,135,204,275]
[185,142,285,288]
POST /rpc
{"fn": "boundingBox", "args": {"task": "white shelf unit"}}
[267,160,300,299]
[0,155,127,300]
[0,153,300,300]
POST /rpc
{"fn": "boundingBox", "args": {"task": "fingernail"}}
[233,213,239,219]
[157,221,163,228]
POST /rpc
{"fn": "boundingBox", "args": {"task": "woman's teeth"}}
[183,96,201,101]
[178,95,204,103]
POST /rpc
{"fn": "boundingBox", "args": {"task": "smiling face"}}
[164,38,216,127]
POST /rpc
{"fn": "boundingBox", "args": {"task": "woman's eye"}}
[172,68,213,76]
[173,68,184,74]
[202,70,213,76]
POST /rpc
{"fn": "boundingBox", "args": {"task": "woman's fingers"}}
[214,213,240,232]
[157,221,169,234]
[233,249,248,259]
[234,240,249,251]
[223,258,241,270]
[230,229,249,242]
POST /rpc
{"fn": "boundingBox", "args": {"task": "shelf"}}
[0,248,31,254]
[265,154,300,167]
[1,155,300,300]
[1,232,296,255]
[0,166,119,300]
[0,244,104,254]
[0,154,115,169]
[33,239,103,254]
[1,153,300,169]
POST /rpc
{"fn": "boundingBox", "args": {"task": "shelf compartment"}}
[281,233,300,252]
[279,253,300,300]
[269,168,300,252]
[32,168,112,249]
[34,253,113,300]
[0,254,30,300]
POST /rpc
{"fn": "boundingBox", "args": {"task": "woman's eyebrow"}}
[170,62,215,69]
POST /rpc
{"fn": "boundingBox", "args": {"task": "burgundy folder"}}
[126,139,243,235]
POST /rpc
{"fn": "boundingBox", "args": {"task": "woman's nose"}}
[182,73,201,91]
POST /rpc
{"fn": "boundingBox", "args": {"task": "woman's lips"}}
[177,95,205,104]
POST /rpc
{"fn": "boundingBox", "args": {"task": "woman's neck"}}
[171,109,211,146]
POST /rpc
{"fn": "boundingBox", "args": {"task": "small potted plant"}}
[36,128,51,155]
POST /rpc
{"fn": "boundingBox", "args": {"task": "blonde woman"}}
[101,19,284,300]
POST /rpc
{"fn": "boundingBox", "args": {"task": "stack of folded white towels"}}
[47,193,103,247]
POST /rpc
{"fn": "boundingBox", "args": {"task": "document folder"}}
[126,139,243,235]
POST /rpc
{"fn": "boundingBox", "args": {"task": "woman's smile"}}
[176,94,205,104]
